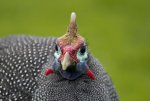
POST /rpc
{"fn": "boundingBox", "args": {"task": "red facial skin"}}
[58,41,84,63]
[58,45,79,63]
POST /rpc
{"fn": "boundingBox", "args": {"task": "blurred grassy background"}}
[0,0,150,101]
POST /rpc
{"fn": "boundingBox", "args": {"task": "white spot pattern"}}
[0,35,56,100]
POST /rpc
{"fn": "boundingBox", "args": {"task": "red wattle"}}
[45,68,53,76]
[86,69,95,80]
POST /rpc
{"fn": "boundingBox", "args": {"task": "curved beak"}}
[61,52,72,70]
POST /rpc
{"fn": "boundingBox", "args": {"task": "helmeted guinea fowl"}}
[0,12,119,101]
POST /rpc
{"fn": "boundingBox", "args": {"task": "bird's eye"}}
[54,45,61,59]
[77,46,88,62]
[80,46,86,55]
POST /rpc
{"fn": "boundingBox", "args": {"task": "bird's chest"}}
[33,74,108,101]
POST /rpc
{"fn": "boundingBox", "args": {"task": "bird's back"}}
[0,35,56,100]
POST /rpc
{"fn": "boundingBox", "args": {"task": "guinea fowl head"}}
[45,12,95,80]
[56,12,86,70]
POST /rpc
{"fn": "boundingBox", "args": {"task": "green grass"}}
[0,0,150,101]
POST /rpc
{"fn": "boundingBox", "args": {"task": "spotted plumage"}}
[0,36,56,100]
[32,55,119,101]
[0,12,119,101]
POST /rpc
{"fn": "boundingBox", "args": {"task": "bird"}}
[0,12,119,101]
